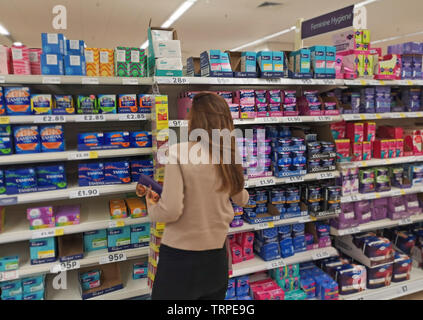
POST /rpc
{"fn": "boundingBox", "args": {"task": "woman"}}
[139,92,249,300]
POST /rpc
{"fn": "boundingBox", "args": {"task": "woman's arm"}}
[231,189,249,207]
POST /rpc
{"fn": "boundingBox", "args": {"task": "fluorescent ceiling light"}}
[0,24,9,36]
[140,0,198,49]
[230,26,296,51]
[13,42,22,46]
[373,30,423,44]
[355,0,382,8]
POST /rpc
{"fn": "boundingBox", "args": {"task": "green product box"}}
[77,95,99,114]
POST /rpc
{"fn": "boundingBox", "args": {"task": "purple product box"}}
[28,216,55,230]
[331,202,358,229]
[388,196,407,220]
[283,91,297,104]
[354,200,372,224]
[237,90,255,106]
[404,194,421,215]
[55,205,81,226]
[413,56,422,79]
[27,206,54,220]
[360,88,375,113]
[371,198,388,221]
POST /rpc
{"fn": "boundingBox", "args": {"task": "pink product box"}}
[177,97,192,120]
[347,123,364,144]
[267,90,281,105]
[331,122,346,140]
[254,288,285,300]
[28,216,55,230]
[283,104,299,117]
[217,91,233,104]
[55,205,81,226]
[247,171,273,179]
[228,234,236,244]
[27,206,54,220]
[335,55,344,78]
[283,90,297,105]
[231,243,243,264]
[396,140,404,158]
[229,103,240,119]
[297,97,322,116]
[318,236,332,248]
[29,48,42,75]
[240,105,257,119]
[324,102,340,116]
[0,45,11,74]
[362,142,372,161]
[234,90,255,106]
[352,142,363,162]
[250,279,280,293]
[236,232,254,248]
[11,45,30,75]
[364,123,376,142]
[242,246,254,261]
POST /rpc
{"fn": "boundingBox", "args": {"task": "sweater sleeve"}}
[147,149,185,223]
[231,189,249,207]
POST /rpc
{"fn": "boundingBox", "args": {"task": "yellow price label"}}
[376,114,382,119]
[417,113,423,117]
[0,116,10,124]
[89,151,98,159]
[268,222,274,228]
[379,80,386,85]
[375,193,381,199]
[116,220,125,227]
[386,159,391,164]
[407,80,414,86]
[310,216,317,221]
[361,161,367,167]
[55,228,64,236]
[241,113,249,119]
[400,190,406,196]
[360,80,367,85]
[400,113,406,118]
[360,115,366,120]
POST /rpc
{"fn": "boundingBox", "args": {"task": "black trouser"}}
[151,244,229,300]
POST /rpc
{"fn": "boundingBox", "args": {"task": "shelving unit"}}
[341,185,423,203]
[338,155,422,169]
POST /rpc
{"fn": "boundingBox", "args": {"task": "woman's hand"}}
[146,186,160,206]
[136,183,147,197]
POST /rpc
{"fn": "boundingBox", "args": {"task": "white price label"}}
[82,77,99,85]
[262,117,279,123]
[51,260,80,273]
[257,177,275,187]
[390,113,402,119]
[312,250,330,260]
[408,112,418,118]
[341,227,361,235]
[298,216,312,223]
[69,188,100,199]
[317,116,332,122]
[265,78,281,84]
[172,77,189,84]
[68,151,98,160]
[0,270,19,282]
[99,252,127,264]
[216,78,231,85]
[76,114,106,122]
[122,78,139,85]
[267,259,285,270]
[399,218,413,226]
[32,229,55,239]
[0,76,5,83]
[34,115,66,123]
[301,79,313,85]
[365,114,376,120]
[398,285,409,295]
[349,195,359,202]
[288,175,304,183]
[254,221,275,231]
[169,120,188,127]
[323,79,335,85]
[244,181,249,188]
[108,220,125,228]
[42,76,61,84]
[392,190,402,197]
[318,172,335,180]
[285,117,302,123]
[119,113,146,121]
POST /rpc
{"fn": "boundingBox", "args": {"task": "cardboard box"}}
[58,233,84,262]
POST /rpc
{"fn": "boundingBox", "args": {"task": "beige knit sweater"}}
[147,142,249,251]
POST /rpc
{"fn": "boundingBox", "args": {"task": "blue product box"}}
[0,170,5,194]
[5,167,37,195]
[1,280,22,299]
[104,131,130,149]
[36,164,67,191]
[77,132,104,151]
[39,125,65,152]
[310,46,326,74]
[220,52,232,72]
[22,275,45,294]
[272,51,284,72]
[130,131,152,148]
[4,87,31,115]
[293,235,306,253]
[118,94,137,113]
[23,291,45,300]
[104,160,130,185]
[41,54,64,75]
[200,50,233,77]
[83,229,107,252]
[65,39,85,56]
[98,95,117,114]
[133,262,148,280]
[280,238,295,258]
[0,255,19,271]
[138,94,153,114]
[325,46,336,75]
[29,237,56,265]
[241,52,257,73]
[80,270,101,291]
[78,162,105,186]
[0,136,12,156]
[130,159,154,181]
[31,94,52,115]
[253,240,281,261]
[1,279,21,292]
[235,276,249,297]
[225,278,236,299]
[64,55,86,76]
[0,124,11,137]
[107,226,131,251]
[257,51,273,72]
[130,223,150,245]
[53,95,75,115]
[41,33,65,55]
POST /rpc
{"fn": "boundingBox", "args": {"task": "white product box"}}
[156,57,183,71]
[151,30,174,42]
[153,40,182,58]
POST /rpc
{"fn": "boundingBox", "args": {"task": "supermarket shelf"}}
[0,199,150,245]
[330,214,423,236]
[1,113,151,124]
[245,171,339,189]
[342,112,423,122]
[46,260,150,300]
[338,155,422,169]
[0,148,152,165]
[0,183,138,206]
[344,79,423,87]
[341,185,423,203]
[341,268,423,300]
[0,240,149,281]
[230,247,338,278]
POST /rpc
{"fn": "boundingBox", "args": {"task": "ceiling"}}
[0,0,422,62]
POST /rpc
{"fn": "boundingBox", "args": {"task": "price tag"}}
[365,114,376,120]
[417,112,423,117]
[375,114,383,119]
[122,78,138,85]
[349,194,359,202]
[42,76,61,84]
[169,120,188,127]
[392,190,402,196]
[298,216,312,223]
[76,114,106,122]
[69,188,100,199]
[359,115,366,120]
[32,228,64,239]
[390,113,402,119]
[317,116,332,122]
[323,79,335,85]
[379,80,386,85]
[360,80,367,86]
[51,260,80,273]
[262,117,279,123]
[400,113,406,118]
[0,197,17,206]
[288,175,304,183]
[285,116,302,123]
[254,222,275,231]
[217,78,232,85]
[312,250,330,260]
[244,181,249,188]
[407,80,414,86]
[398,285,409,295]
[0,76,5,83]
[0,270,19,282]
[267,259,285,270]
[108,220,125,228]
[375,193,381,199]
[34,115,66,123]
[341,227,361,235]
[68,151,98,160]
[99,252,127,265]
[399,218,412,226]
[317,172,335,180]
[82,77,99,85]
[257,177,275,187]
[301,79,313,85]
[171,77,189,84]
[118,113,146,121]
[0,116,10,124]
[408,112,418,118]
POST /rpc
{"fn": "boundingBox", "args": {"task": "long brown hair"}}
[187,92,244,197]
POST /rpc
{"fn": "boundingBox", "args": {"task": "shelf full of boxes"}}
[1,24,423,301]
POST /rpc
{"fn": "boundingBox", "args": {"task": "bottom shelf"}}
[46,259,150,300]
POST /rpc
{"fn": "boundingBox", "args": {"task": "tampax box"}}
[126,198,147,218]
[4,87,31,115]
[31,94,52,115]
[64,55,86,76]
[104,131,130,149]
[130,159,154,181]
[130,131,152,148]
[13,125,40,154]
[109,199,128,219]
[138,94,153,114]
[29,237,56,265]
[118,94,138,113]
[41,33,65,55]
[99,48,114,76]
[131,223,150,246]
[78,162,105,186]
[108,226,131,251]
[36,164,67,191]
[77,95,99,114]
[84,229,107,252]
[41,53,64,75]
[84,48,99,76]
[104,160,131,184]
[257,51,273,72]
[98,95,116,114]
[5,168,39,195]
[241,52,257,73]
[78,132,104,151]
[66,40,85,56]
[53,95,75,115]
[0,87,5,115]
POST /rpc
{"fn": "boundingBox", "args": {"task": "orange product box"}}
[125,198,147,218]
[84,48,99,76]
[109,199,127,219]
[99,48,114,76]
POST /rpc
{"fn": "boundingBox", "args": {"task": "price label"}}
[34,115,66,123]
[99,252,127,264]
[265,78,281,84]
[51,260,80,273]
[108,220,125,228]
[399,218,412,226]
[122,78,138,85]
[285,116,302,123]
[312,250,330,260]
[0,270,19,282]
[359,115,366,120]
[349,194,359,202]
[82,77,99,85]
[171,77,189,84]
[417,112,423,117]
[0,116,10,124]
[360,80,367,86]
[379,80,386,86]
[317,116,332,122]
[257,177,275,187]
[375,114,383,119]
[267,259,285,270]
[68,151,98,160]
[341,227,361,235]
[375,193,381,199]
[244,181,249,188]
[0,76,5,83]
[399,285,409,295]
[301,79,313,85]
[298,216,312,223]
[323,79,335,85]
[42,76,61,84]
[318,172,335,180]
[0,197,17,206]
[288,175,304,183]
[262,117,279,123]
[365,114,376,120]
[69,188,100,199]
[390,113,402,119]
[76,114,106,122]
[392,190,402,196]
[217,78,231,85]
[118,113,146,121]
[169,120,188,127]
[408,112,418,118]
[407,80,414,86]
[32,228,64,239]
[254,222,275,231]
